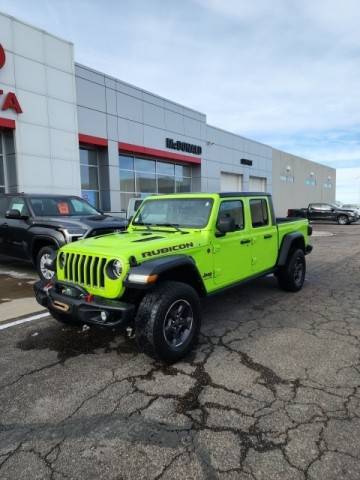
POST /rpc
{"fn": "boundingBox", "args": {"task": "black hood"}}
[31,214,127,231]
[337,208,357,214]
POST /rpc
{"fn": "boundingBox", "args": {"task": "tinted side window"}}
[218,200,244,230]
[250,199,269,227]
[8,197,29,216]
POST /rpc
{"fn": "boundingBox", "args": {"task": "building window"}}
[0,144,5,193]
[323,182,332,189]
[0,130,17,193]
[280,175,294,183]
[80,148,100,208]
[119,154,192,210]
[305,174,316,187]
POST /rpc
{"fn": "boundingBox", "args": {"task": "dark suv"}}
[0,194,127,280]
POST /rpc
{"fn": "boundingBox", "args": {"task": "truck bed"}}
[276,217,310,248]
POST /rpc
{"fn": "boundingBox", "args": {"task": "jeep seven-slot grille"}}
[63,253,107,288]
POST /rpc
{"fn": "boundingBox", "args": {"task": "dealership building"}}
[0,11,335,217]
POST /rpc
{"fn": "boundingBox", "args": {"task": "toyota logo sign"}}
[0,44,5,69]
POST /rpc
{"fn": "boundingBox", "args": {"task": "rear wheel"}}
[135,281,201,363]
[337,215,349,225]
[277,248,306,292]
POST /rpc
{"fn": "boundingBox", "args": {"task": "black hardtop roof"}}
[218,192,272,198]
[151,192,272,197]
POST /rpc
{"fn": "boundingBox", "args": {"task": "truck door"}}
[308,204,328,221]
[2,196,30,258]
[213,199,252,287]
[0,195,10,255]
[248,198,278,273]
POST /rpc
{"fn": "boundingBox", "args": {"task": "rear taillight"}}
[308,225,313,236]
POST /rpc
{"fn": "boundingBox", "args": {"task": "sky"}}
[1,0,359,202]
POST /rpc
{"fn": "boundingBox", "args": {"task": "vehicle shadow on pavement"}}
[16,274,285,364]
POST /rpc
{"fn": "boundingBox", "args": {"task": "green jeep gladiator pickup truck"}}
[34,192,312,362]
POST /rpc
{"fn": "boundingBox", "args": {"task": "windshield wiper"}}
[154,223,187,233]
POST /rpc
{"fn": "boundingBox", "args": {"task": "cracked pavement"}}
[0,223,360,479]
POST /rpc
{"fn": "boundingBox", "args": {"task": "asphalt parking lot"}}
[0,223,360,479]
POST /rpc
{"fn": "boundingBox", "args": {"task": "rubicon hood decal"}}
[142,242,194,258]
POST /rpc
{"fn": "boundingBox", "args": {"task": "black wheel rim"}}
[163,299,194,349]
[293,257,304,285]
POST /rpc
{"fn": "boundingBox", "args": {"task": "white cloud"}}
[0,0,359,196]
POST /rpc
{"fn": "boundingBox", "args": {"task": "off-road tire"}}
[337,215,349,225]
[277,248,306,292]
[135,281,201,363]
[36,246,56,281]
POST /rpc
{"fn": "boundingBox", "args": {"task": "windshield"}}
[29,197,100,216]
[132,198,213,228]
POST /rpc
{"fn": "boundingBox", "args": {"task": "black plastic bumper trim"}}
[33,281,135,328]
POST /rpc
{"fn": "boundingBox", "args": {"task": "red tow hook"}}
[84,294,94,303]
[44,281,53,293]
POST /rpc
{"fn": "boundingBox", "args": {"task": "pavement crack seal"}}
[0,360,62,391]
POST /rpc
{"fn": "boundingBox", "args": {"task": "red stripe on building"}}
[0,117,16,129]
[79,133,108,147]
[118,142,201,165]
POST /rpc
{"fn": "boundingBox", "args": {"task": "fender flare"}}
[124,254,206,293]
[277,232,305,266]
[30,231,65,260]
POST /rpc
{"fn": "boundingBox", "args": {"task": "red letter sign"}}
[0,44,5,69]
[0,44,23,114]
[2,92,23,114]
[0,44,6,68]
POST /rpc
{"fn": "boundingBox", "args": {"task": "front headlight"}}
[106,259,122,279]
[58,252,66,269]
[60,228,86,242]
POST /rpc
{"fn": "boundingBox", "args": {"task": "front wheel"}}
[135,281,201,363]
[277,249,306,292]
[36,246,56,281]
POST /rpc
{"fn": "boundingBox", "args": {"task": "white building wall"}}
[202,125,272,194]
[0,11,80,195]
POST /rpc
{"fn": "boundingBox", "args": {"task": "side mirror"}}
[5,209,23,219]
[216,216,236,235]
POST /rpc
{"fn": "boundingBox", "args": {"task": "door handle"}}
[240,239,250,244]
[264,234,272,239]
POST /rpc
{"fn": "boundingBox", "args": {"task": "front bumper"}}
[34,280,135,328]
